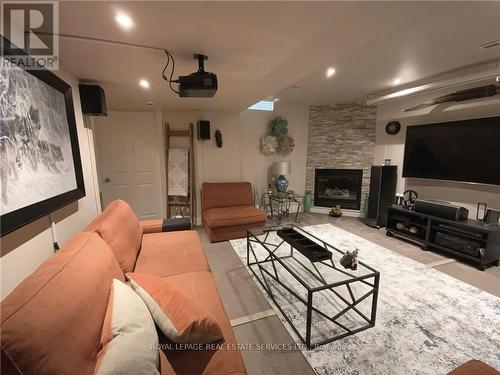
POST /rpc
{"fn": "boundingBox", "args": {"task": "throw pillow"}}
[94,279,160,375]
[126,273,223,344]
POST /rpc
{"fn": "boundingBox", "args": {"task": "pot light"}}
[115,12,134,30]
[326,67,336,78]
[139,79,150,89]
[393,78,402,86]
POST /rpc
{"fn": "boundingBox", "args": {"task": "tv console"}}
[386,205,500,271]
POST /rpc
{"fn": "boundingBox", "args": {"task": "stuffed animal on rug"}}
[340,248,359,270]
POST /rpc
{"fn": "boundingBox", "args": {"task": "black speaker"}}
[365,165,398,228]
[79,84,107,116]
[197,120,210,140]
[414,199,469,221]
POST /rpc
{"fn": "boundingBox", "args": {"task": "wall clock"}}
[385,121,401,135]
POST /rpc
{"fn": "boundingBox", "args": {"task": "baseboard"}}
[310,206,363,218]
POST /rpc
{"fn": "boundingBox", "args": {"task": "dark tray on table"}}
[277,227,332,262]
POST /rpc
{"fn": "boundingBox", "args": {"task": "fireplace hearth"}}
[314,169,363,210]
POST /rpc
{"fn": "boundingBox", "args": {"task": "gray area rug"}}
[230,224,500,375]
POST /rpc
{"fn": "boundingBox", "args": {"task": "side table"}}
[267,192,303,224]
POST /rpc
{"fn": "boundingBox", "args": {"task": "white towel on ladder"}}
[168,149,189,196]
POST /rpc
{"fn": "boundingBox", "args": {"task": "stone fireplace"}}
[305,103,377,211]
[314,169,363,210]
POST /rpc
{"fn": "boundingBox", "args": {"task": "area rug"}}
[230,224,500,375]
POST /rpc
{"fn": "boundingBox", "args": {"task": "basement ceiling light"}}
[393,78,402,86]
[139,79,150,89]
[248,100,274,111]
[326,67,336,78]
[115,12,134,30]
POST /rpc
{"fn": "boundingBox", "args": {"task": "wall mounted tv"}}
[402,116,500,185]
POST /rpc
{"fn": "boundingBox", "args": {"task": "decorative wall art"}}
[260,116,295,156]
[215,129,222,148]
[0,37,85,236]
[260,135,278,155]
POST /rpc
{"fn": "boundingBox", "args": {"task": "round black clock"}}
[385,121,401,135]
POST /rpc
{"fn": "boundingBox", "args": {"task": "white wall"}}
[1,71,101,300]
[162,103,310,223]
[374,83,500,216]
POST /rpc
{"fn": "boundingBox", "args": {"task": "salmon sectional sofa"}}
[1,199,246,375]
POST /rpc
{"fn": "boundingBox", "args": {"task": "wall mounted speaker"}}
[79,84,107,116]
[197,120,210,140]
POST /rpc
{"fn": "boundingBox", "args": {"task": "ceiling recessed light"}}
[139,79,150,89]
[115,12,134,30]
[496,76,500,83]
[326,67,336,78]
[393,78,402,86]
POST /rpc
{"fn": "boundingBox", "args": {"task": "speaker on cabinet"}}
[79,84,107,116]
[197,120,211,140]
[365,165,398,228]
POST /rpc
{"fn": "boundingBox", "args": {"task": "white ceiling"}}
[58,1,500,112]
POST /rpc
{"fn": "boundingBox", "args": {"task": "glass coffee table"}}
[246,225,380,349]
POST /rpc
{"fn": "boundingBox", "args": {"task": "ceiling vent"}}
[480,40,500,50]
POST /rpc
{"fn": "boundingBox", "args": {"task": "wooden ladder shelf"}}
[164,123,196,226]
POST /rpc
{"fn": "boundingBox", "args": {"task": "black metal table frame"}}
[268,194,302,224]
[246,225,380,349]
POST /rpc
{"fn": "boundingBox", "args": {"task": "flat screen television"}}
[402,116,500,185]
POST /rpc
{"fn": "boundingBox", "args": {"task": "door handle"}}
[104,177,110,183]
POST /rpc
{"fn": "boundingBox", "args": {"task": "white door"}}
[94,111,164,220]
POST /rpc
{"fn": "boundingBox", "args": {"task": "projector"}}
[177,54,218,98]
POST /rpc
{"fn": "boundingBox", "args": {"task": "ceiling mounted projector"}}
[178,54,218,98]
[162,52,218,98]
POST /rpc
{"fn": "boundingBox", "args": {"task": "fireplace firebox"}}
[314,169,363,210]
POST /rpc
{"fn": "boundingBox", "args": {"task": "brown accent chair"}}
[447,360,499,375]
[1,199,246,375]
[202,182,267,242]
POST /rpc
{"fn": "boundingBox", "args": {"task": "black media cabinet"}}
[386,205,500,270]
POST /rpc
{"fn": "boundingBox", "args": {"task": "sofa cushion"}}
[204,206,267,229]
[447,360,499,375]
[201,182,253,210]
[127,273,223,344]
[94,279,159,375]
[134,231,210,277]
[160,271,246,375]
[159,351,176,375]
[0,232,124,375]
[139,219,164,234]
[204,222,264,243]
[85,199,142,272]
